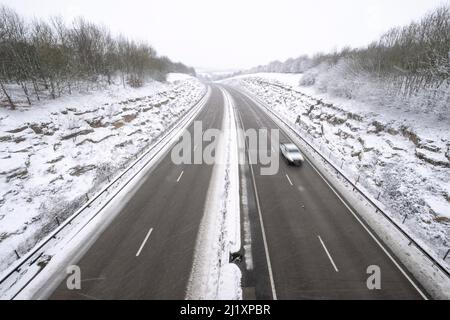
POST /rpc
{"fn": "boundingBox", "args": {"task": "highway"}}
[225,85,426,300]
[47,84,426,300]
[49,86,224,299]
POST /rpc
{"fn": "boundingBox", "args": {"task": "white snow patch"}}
[186,87,241,300]
[424,195,450,219]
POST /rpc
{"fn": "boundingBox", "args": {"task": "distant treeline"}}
[248,5,450,96]
[0,6,195,108]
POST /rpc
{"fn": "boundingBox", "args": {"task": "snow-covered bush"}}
[303,57,450,120]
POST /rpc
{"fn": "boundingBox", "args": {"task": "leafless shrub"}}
[0,6,196,108]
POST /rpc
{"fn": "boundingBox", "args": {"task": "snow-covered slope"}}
[223,73,449,268]
[0,74,206,272]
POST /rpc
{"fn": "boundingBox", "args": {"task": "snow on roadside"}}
[186,87,241,300]
[0,74,205,274]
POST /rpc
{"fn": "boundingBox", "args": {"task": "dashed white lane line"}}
[194,144,198,151]
[136,227,154,257]
[285,174,293,186]
[318,235,339,272]
[176,170,184,182]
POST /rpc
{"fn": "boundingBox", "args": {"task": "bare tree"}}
[0,5,195,108]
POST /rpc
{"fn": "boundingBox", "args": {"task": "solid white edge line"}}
[136,227,153,257]
[176,170,184,182]
[230,88,278,300]
[285,174,293,186]
[240,88,428,300]
[318,235,339,272]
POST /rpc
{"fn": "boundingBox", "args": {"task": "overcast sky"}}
[1,0,447,71]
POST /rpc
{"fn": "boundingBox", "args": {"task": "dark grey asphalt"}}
[50,86,224,299]
[225,85,426,300]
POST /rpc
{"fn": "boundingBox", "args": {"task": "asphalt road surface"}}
[48,84,427,300]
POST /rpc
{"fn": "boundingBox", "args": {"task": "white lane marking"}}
[318,235,339,272]
[136,227,153,257]
[241,168,254,271]
[194,144,198,151]
[176,170,184,182]
[243,91,428,299]
[81,277,106,282]
[285,174,293,186]
[77,293,100,300]
[235,100,254,272]
[235,101,277,300]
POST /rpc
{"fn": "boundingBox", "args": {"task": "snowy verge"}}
[186,87,241,300]
[233,86,450,299]
[0,84,211,299]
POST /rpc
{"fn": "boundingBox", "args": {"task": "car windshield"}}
[286,145,299,152]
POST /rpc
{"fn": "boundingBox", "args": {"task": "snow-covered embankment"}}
[0,75,206,273]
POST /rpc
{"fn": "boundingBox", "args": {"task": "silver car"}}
[280,143,304,166]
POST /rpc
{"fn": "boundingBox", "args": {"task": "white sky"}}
[1,0,447,71]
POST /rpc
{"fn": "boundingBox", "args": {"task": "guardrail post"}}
[402,214,407,224]
[14,250,20,259]
[353,175,360,191]
[444,249,450,260]
[376,191,381,200]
